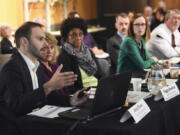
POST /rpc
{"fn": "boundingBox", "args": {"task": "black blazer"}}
[0,51,70,116]
[0,38,15,54]
[106,33,123,73]
[57,48,102,94]
[0,99,21,135]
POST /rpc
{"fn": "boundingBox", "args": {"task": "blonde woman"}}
[40,32,69,95]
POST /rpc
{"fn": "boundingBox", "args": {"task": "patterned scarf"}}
[63,42,97,76]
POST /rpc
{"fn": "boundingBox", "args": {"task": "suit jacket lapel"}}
[13,52,33,90]
[36,64,46,87]
[115,33,123,47]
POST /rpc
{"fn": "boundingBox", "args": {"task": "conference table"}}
[17,57,180,135]
[16,83,180,135]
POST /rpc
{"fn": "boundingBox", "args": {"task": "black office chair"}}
[0,54,11,71]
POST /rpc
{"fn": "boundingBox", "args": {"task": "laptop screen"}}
[58,72,132,121]
[90,72,132,117]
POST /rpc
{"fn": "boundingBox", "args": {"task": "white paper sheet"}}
[128,91,152,103]
[131,78,146,84]
[95,52,109,59]
[28,105,74,118]
[166,79,178,85]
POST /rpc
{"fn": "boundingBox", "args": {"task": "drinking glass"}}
[147,64,166,95]
[132,78,142,91]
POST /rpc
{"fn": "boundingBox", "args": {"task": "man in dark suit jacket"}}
[106,13,129,73]
[0,38,16,54]
[0,22,88,116]
[0,98,21,135]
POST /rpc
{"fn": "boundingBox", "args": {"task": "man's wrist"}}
[43,82,53,96]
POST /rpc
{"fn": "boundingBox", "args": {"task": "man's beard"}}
[120,29,127,35]
[28,41,44,60]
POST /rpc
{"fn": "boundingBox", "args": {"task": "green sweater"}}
[116,37,155,73]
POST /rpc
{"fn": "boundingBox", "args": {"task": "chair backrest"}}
[0,54,11,71]
[0,41,2,54]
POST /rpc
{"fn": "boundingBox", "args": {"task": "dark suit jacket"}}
[106,34,122,73]
[0,38,15,54]
[0,51,70,116]
[57,48,102,94]
[150,17,163,31]
[0,99,21,135]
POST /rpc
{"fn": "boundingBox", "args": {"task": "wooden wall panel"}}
[29,0,97,25]
[51,2,64,23]
[0,0,96,29]
[151,0,180,10]
[28,2,46,20]
[165,0,180,9]
[0,0,24,28]
[1,0,180,29]
[28,1,64,24]
[72,0,97,20]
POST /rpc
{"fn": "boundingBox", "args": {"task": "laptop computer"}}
[58,72,132,121]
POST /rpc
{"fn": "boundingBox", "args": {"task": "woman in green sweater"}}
[117,13,157,73]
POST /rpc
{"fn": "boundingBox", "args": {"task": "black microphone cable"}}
[65,120,81,135]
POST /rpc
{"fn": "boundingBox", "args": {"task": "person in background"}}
[154,0,167,13]
[33,17,47,32]
[147,9,180,60]
[58,18,104,93]
[158,1,166,11]
[67,11,110,76]
[40,32,69,95]
[106,13,129,73]
[0,22,88,116]
[150,8,166,31]
[117,13,159,73]
[143,6,153,25]
[128,11,134,22]
[0,24,16,54]
[67,11,104,55]
[68,11,80,18]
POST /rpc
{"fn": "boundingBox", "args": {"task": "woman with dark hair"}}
[117,13,170,73]
[57,18,103,93]
[117,13,157,73]
[150,8,166,31]
[67,11,105,55]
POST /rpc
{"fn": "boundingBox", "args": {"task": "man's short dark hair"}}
[15,21,42,48]
[116,13,128,20]
[156,8,166,16]
[60,18,87,42]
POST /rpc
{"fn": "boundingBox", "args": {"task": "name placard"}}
[160,83,180,101]
[128,99,150,123]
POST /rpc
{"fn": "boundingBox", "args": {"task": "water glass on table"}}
[132,78,142,91]
[170,67,179,79]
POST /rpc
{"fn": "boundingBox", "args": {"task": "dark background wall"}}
[94,0,148,51]
[97,0,148,37]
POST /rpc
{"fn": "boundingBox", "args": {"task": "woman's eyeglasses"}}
[69,32,84,39]
[133,23,146,27]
